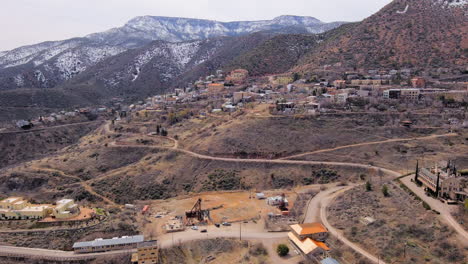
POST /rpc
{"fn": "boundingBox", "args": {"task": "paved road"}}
[400,175,468,245]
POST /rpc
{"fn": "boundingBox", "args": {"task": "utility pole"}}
[239,222,242,241]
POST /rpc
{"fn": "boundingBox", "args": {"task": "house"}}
[288,223,330,257]
[73,235,145,253]
[131,240,158,264]
[53,199,79,219]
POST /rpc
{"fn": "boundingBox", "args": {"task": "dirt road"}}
[0,120,101,135]
[279,133,458,160]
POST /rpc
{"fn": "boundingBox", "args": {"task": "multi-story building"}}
[288,223,330,258]
[383,88,420,101]
[131,241,158,264]
[415,161,467,202]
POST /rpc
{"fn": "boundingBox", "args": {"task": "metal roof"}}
[321,257,340,264]
[73,235,144,248]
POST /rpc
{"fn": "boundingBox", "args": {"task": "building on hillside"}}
[415,160,467,202]
[226,69,249,84]
[0,197,51,220]
[131,240,159,264]
[411,77,426,88]
[288,223,330,258]
[383,88,420,101]
[207,83,225,94]
[233,92,254,104]
[53,199,80,219]
[73,235,145,253]
[334,93,349,104]
[333,80,347,89]
[351,79,388,86]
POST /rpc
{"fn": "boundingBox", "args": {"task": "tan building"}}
[351,79,387,86]
[53,199,80,219]
[131,241,158,264]
[226,69,249,84]
[207,83,225,94]
[415,161,467,201]
[288,223,330,257]
[0,197,51,220]
[333,80,347,89]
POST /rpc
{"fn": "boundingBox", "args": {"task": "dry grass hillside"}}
[179,112,451,159]
[295,0,468,71]
[329,184,467,263]
[0,121,101,168]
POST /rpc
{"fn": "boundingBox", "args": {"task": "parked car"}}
[215,223,220,228]
[200,229,207,233]
[222,222,231,226]
[191,225,199,230]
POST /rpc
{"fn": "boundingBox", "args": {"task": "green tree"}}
[276,244,289,257]
[382,184,389,197]
[366,181,372,191]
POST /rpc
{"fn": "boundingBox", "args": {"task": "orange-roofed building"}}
[288,222,330,257]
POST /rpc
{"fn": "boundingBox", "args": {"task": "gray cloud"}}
[0,0,392,51]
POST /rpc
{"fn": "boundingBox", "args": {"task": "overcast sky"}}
[0,0,392,51]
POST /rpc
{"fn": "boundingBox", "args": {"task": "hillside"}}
[224,34,319,76]
[295,0,468,71]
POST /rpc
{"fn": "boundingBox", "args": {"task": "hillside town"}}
[0,0,467,264]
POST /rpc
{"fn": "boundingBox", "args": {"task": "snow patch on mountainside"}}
[13,74,25,87]
[435,0,467,7]
[54,52,86,80]
[168,42,201,68]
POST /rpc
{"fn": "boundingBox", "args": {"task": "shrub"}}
[382,184,389,197]
[422,201,431,210]
[249,243,268,256]
[276,244,289,256]
[366,181,372,191]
